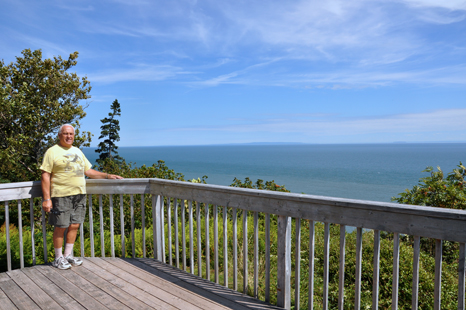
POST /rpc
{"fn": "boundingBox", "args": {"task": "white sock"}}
[64,243,74,257]
[54,247,63,259]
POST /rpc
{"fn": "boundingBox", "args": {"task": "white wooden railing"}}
[1,178,466,309]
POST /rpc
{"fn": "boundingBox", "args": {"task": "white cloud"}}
[89,64,191,83]
[401,0,466,11]
[166,108,466,137]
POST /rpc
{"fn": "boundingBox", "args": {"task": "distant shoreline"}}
[87,141,466,148]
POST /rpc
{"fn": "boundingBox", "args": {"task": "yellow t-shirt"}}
[40,145,92,197]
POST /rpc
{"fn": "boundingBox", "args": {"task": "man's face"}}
[58,126,75,148]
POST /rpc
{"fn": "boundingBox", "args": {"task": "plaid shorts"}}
[49,194,86,228]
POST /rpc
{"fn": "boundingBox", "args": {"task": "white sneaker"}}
[65,255,83,266]
[52,256,72,270]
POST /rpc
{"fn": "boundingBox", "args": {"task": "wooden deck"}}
[0,257,284,310]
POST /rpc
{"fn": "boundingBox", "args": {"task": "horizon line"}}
[85,141,466,148]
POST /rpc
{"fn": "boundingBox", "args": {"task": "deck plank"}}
[100,257,222,310]
[87,257,201,310]
[71,263,153,309]
[21,267,85,310]
[7,269,62,310]
[0,274,19,310]
[35,265,109,309]
[56,264,131,310]
[124,258,284,310]
[77,258,177,309]
[0,272,39,310]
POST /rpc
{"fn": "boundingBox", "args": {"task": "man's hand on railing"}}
[42,199,52,213]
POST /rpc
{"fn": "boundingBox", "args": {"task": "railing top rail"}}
[0,180,42,201]
[147,178,466,218]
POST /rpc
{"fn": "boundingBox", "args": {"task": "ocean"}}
[82,143,465,203]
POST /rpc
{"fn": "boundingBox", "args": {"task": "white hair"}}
[58,124,75,135]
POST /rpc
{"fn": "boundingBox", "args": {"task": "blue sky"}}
[1,0,466,146]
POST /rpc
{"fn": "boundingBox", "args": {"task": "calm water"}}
[82,143,465,202]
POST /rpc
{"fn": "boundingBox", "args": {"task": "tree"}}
[230,177,290,192]
[0,49,92,182]
[391,162,466,210]
[95,99,123,167]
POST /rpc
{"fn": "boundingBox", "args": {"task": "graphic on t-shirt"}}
[63,153,84,176]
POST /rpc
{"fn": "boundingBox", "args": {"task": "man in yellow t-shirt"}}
[40,124,123,270]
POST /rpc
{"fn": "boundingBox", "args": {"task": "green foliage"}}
[0,48,92,182]
[95,99,124,167]
[0,222,55,271]
[231,177,290,192]
[392,162,466,210]
[97,158,185,180]
[391,162,465,267]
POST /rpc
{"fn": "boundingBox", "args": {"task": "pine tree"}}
[95,99,124,166]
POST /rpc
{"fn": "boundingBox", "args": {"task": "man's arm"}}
[41,171,53,212]
[85,169,124,179]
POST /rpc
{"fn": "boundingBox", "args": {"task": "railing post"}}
[277,215,291,309]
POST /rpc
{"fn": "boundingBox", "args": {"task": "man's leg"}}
[53,226,67,257]
[52,226,72,269]
[64,223,83,266]
[64,223,80,256]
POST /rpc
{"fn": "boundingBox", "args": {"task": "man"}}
[41,124,123,269]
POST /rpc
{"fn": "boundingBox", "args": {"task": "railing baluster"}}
[41,205,47,263]
[99,194,105,257]
[131,194,135,258]
[412,235,420,310]
[198,202,202,277]
[323,222,330,310]
[355,227,363,310]
[233,207,238,290]
[18,200,24,269]
[88,195,94,258]
[277,215,291,309]
[189,200,194,274]
[392,232,400,310]
[224,206,229,288]
[253,211,259,297]
[120,194,125,258]
[205,203,210,281]
[141,194,146,258]
[80,202,85,258]
[30,198,36,266]
[338,224,346,310]
[243,209,248,294]
[152,194,157,259]
[459,242,466,310]
[155,195,163,261]
[182,199,186,271]
[295,218,301,309]
[308,220,315,310]
[214,204,219,283]
[167,197,172,266]
[109,195,115,258]
[161,196,165,263]
[434,239,443,310]
[174,198,179,269]
[265,213,270,303]
[373,230,381,309]
[5,201,11,271]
